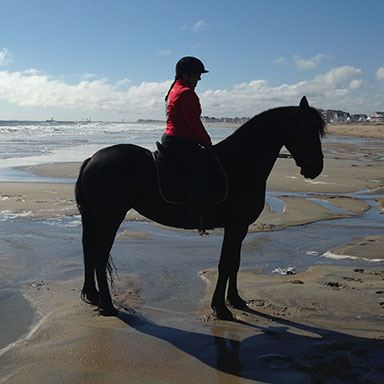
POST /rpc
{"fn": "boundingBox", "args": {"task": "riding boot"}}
[182,178,210,230]
[181,206,199,229]
[197,216,209,236]
[183,209,209,235]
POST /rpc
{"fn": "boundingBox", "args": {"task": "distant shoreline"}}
[326,123,384,139]
[1,119,384,139]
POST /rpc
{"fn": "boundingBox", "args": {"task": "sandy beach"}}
[326,123,384,139]
[1,125,384,383]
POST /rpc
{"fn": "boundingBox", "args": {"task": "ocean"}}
[2,119,381,180]
[0,120,235,182]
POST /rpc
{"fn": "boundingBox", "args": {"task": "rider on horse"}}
[162,56,214,232]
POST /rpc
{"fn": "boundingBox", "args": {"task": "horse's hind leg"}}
[94,216,125,316]
[81,212,100,306]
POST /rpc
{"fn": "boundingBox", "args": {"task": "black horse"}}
[75,96,325,320]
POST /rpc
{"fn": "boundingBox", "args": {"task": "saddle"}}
[153,142,228,206]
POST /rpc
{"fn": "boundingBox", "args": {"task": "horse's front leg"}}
[227,264,248,310]
[211,225,248,320]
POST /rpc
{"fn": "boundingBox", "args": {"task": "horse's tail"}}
[75,157,91,214]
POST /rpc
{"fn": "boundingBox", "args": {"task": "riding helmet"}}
[176,57,209,76]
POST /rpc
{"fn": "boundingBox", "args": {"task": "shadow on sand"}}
[117,305,384,383]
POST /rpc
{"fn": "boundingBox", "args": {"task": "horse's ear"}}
[300,96,309,109]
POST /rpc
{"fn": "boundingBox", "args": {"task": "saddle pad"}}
[152,145,227,205]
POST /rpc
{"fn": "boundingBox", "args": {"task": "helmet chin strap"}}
[181,73,201,89]
[181,73,191,82]
[181,73,194,88]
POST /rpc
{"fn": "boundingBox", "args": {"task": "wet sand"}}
[0,266,383,383]
[1,127,384,383]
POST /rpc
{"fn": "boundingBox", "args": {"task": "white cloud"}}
[115,78,131,88]
[293,53,327,70]
[273,57,286,64]
[0,64,376,119]
[0,69,171,116]
[349,79,363,90]
[200,66,366,117]
[182,19,209,32]
[157,50,172,56]
[312,66,363,87]
[193,19,209,31]
[0,48,13,66]
[22,69,41,75]
[376,66,384,81]
[82,73,98,80]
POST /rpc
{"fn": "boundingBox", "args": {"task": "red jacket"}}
[165,79,212,148]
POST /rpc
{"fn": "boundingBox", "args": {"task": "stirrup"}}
[197,216,209,236]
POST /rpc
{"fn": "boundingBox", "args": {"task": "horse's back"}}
[79,144,156,207]
[89,143,151,163]
[83,144,152,174]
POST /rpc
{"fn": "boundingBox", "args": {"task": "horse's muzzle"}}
[299,155,324,179]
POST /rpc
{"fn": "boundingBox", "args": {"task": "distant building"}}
[350,114,368,122]
[200,110,383,125]
[201,116,249,124]
[320,109,350,123]
[370,112,384,123]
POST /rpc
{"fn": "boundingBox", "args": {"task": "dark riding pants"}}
[161,134,214,227]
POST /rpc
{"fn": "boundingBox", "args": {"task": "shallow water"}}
[0,121,235,182]
[1,173,384,351]
[0,121,382,182]
[1,124,384,354]
[0,289,36,351]
[1,198,383,352]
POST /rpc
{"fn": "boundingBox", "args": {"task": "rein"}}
[211,150,228,204]
[152,152,182,205]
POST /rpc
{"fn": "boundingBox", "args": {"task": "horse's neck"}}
[216,118,283,160]
[215,113,286,182]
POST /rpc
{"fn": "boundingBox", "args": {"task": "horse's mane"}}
[303,106,327,137]
[215,104,326,151]
[241,105,326,136]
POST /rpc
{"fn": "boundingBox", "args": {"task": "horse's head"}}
[284,96,325,179]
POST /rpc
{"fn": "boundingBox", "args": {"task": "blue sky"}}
[0,0,383,121]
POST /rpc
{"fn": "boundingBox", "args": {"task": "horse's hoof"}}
[99,306,118,317]
[212,306,235,321]
[227,296,248,310]
[81,289,100,306]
